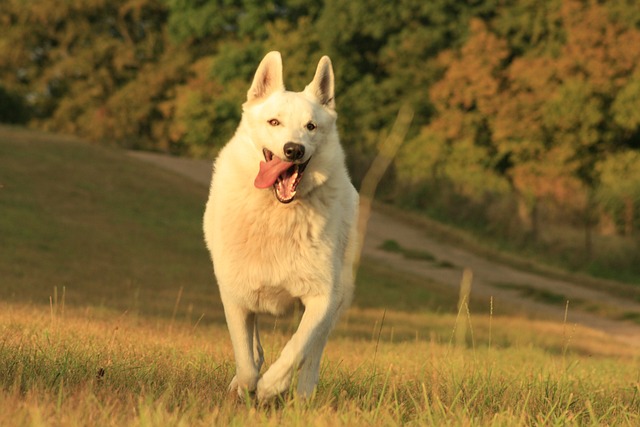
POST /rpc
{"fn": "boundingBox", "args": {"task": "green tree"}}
[162,0,323,157]
[597,151,640,237]
[398,0,640,252]
[314,0,498,183]
[0,85,28,123]
[397,19,511,225]
[0,0,172,145]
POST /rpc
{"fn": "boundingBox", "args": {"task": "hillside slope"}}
[129,150,640,347]
[0,126,221,321]
[2,124,639,348]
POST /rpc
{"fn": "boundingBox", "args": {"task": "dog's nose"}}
[283,142,305,161]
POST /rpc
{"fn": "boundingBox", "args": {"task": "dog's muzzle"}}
[254,148,311,203]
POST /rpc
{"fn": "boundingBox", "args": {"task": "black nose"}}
[283,142,305,161]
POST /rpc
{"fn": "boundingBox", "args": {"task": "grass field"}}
[1,126,639,425]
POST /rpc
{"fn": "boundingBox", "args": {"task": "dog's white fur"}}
[203,51,358,400]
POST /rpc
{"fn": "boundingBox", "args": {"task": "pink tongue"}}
[254,156,294,189]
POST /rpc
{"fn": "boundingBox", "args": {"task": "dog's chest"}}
[219,197,335,296]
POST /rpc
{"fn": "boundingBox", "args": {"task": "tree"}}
[0,85,28,123]
[597,151,640,237]
[0,0,172,143]
[397,19,511,225]
[398,0,640,252]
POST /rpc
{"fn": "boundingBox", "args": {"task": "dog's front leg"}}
[256,293,335,400]
[223,303,260,397]
[295,329,329,398]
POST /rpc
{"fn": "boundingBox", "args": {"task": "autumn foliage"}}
[1,0,639,275]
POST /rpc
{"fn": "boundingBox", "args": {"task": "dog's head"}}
[242,51,338,204]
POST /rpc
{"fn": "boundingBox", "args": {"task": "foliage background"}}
[2,0,640,280]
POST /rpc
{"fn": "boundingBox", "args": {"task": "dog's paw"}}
[228,375,239,393]
[256,372,292,401]
[228,375,258,400]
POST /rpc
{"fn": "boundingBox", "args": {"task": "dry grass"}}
[1,303,639,426]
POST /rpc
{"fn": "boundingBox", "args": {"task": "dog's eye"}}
[268,119,280,127]
[305,122,317,131]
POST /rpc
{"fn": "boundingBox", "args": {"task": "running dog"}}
[203,51,358,400]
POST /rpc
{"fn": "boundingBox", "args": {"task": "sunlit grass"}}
[1,303,638,426]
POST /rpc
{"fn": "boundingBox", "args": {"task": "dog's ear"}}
[247,51,285,102]
[305,56,335,110]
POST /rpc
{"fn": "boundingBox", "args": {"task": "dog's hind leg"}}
[253,316,264,372]
[223,303,260,397]
[256,293,336,400]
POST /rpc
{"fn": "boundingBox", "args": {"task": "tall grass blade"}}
[454,269,473,348]
[354,104,414,277]
[169,286,184,333]
[373,309,387,369]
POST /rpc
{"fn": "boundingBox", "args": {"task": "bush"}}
[0,86,28,124]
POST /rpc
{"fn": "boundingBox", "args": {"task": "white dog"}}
[203,51,358,400]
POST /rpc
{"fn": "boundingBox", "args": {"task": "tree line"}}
[1,0,640,276]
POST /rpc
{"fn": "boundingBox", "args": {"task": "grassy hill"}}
[1,126,638,425]
[0,126,220,320]
[0,125,472,322]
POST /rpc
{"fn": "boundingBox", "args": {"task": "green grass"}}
[492,283,572,306]
[379,239,437,262]
[354,260,454,313]
[491,282,640,324]
[0,126,218,320]
[1,125,639,425]
[378,239,456,268]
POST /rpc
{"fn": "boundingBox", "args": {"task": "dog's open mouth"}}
[254,149,311,203]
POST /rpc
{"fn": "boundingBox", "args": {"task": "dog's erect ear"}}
[247,51,284,102]
[305,56,335,110]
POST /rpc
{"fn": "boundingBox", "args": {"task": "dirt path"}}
[129,151,640,348]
